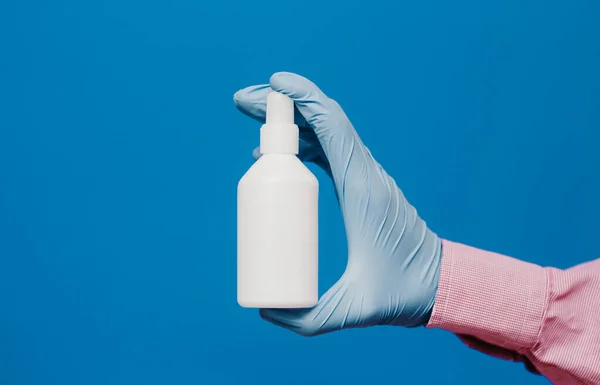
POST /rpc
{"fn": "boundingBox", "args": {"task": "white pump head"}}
[266,91,294,124]
[260,91,299,154]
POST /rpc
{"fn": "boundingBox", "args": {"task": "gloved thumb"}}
[259,278,356,337]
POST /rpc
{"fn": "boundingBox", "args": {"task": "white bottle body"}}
[237,154,318,308]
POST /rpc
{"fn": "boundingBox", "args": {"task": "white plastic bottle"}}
[237,91,318,308]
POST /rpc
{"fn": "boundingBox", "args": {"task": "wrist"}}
[420,238,442,326]
[426,240,547,352]
[418,236,442,327]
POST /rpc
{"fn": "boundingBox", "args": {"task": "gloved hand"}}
[234,72,442,336]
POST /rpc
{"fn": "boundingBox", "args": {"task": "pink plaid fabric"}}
[427,240,600,384]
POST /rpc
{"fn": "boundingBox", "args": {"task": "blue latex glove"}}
[234,72,442,336]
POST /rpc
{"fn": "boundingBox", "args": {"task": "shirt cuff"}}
[426,240,548,353]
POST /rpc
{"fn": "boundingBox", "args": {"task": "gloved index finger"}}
[233,84,309,127]
[269,72,363,180]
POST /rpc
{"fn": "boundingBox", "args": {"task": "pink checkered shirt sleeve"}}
[427,239,600,385]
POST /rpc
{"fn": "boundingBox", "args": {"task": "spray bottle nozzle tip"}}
[266,91,294,124]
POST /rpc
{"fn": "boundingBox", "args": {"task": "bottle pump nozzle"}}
[266,91,294,124]
[260,91,299,154]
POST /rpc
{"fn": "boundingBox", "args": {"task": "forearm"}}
[427,240,600,384]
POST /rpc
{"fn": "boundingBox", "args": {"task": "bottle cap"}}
[260,91,299,154]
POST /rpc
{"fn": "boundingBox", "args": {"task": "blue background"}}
[1,0,599,384]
